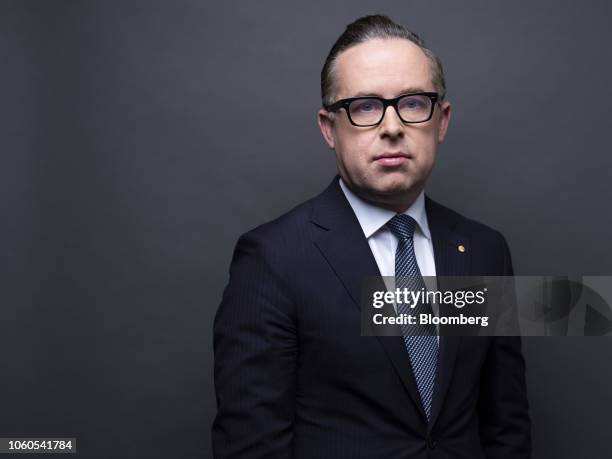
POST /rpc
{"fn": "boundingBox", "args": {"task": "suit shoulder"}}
[230,191,323,267]
[242,198,314,243]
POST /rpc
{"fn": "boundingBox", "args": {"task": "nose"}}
[379,105,404,138]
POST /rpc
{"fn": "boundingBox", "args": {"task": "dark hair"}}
[321,14,446,107]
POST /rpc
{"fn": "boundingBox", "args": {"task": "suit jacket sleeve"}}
[212,231,297,458]
[478,233,532,458]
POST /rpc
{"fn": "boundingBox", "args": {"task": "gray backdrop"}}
[2,0,611,457]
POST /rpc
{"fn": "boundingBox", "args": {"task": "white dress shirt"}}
[339,178,436,278]
[339,178,440,333]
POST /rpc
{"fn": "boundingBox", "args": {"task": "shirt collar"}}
[339,177,431,240]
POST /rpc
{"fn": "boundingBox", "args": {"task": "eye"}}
[360,103,374,112]
[399,96,428,111]
[350,98,382,114]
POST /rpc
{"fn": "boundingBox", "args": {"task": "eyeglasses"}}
[324,92,439,127]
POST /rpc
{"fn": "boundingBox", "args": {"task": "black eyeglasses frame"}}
[324,92,440,127]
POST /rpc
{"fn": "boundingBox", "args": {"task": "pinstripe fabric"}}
[387,214,439,421]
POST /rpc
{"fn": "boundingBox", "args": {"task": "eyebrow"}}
[351,87,428,98]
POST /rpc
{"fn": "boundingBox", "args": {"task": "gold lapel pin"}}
[458,244,466,253]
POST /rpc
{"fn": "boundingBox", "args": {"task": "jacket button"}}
[426,437,437,449]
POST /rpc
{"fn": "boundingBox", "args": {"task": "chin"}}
[376,186,413,198]
[375,175,417,195]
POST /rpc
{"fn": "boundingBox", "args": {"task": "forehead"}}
[333,38,434,98]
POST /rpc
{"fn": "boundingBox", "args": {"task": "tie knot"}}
[387,214,417,240]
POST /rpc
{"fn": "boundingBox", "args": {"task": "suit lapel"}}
[426,197,471,431]
[311,178,427,419]
[309,181,474,425]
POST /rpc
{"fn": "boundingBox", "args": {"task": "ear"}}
[437,101,452,143]
[317,108,336,149]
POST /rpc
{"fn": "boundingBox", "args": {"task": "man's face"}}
[318,38,451,211]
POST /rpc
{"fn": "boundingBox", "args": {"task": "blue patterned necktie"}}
[386,214,439,421]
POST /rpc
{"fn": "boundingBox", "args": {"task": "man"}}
[213,15,531,459]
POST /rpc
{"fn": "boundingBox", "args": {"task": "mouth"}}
[373,152,411,167]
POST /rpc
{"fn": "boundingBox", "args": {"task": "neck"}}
[348,184,422,214]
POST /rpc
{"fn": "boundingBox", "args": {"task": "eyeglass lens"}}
[348,95,432,125]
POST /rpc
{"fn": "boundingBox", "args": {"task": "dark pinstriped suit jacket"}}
[213,177,531,458]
